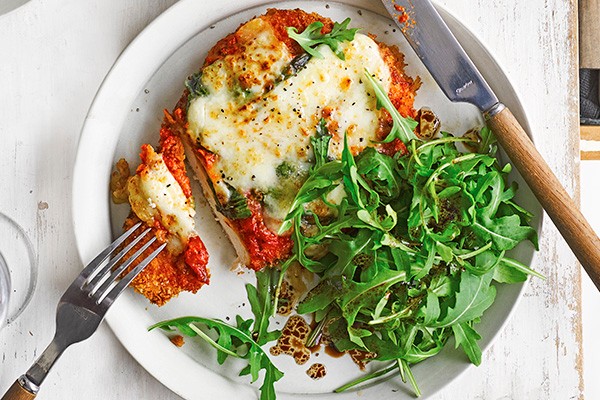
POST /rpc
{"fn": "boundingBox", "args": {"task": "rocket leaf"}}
[287,18,359,60]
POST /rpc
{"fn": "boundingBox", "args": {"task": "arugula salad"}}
[150,19,540,399]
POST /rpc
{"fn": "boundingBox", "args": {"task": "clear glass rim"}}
[0,251,9,327]
[0,0,32,17]
[0,212,37,324]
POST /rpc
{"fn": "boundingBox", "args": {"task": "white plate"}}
[72,1,541,399]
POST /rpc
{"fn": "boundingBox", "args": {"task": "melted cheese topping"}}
[128,146,196,254]
[188,31,391,219]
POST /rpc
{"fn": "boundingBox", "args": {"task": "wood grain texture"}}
[581,125,600,141]
[0,381,35,400]
[489,107,600,290]
[0,1,180,399]
[435,1,584,399]
[0,0,583,399]
[579,0,600,68]
[582,151,600,160]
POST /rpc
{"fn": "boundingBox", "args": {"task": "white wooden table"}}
[0,0,587,399]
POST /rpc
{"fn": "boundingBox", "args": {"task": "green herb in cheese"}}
[187,31,393,220]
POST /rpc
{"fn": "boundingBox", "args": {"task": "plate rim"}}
[72,1,540,399]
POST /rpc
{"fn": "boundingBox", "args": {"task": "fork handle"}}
[1,377,37,400]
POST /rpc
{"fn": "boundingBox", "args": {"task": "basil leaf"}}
[275,161,296,178]
[185,71,209,99]
[221,184,252,220]
[281,53,311,79]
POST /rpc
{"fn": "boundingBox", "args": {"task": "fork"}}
[1,222,166,400]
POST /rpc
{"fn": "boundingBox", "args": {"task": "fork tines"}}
[77,222,166,306]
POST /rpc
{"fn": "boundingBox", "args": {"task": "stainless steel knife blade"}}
[381,0,500,114]
[380,0,600,292]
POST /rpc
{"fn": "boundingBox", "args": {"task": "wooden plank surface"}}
[580,0,600,68]
[0,0,583,399]
[581,126,600,159]
[434,1,583,398]
[581,125,600,141]
[582,151,600,160]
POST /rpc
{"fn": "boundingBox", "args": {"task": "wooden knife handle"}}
[488,107,600,289]
[1,380,36,400]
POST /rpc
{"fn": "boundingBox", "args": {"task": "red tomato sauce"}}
[158,108,193,199]
[184,236,210,283]
[234,197,293,271]
[379,138,409,157]
[204,9,334,66]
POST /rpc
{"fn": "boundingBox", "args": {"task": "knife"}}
[381,0,600,290]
